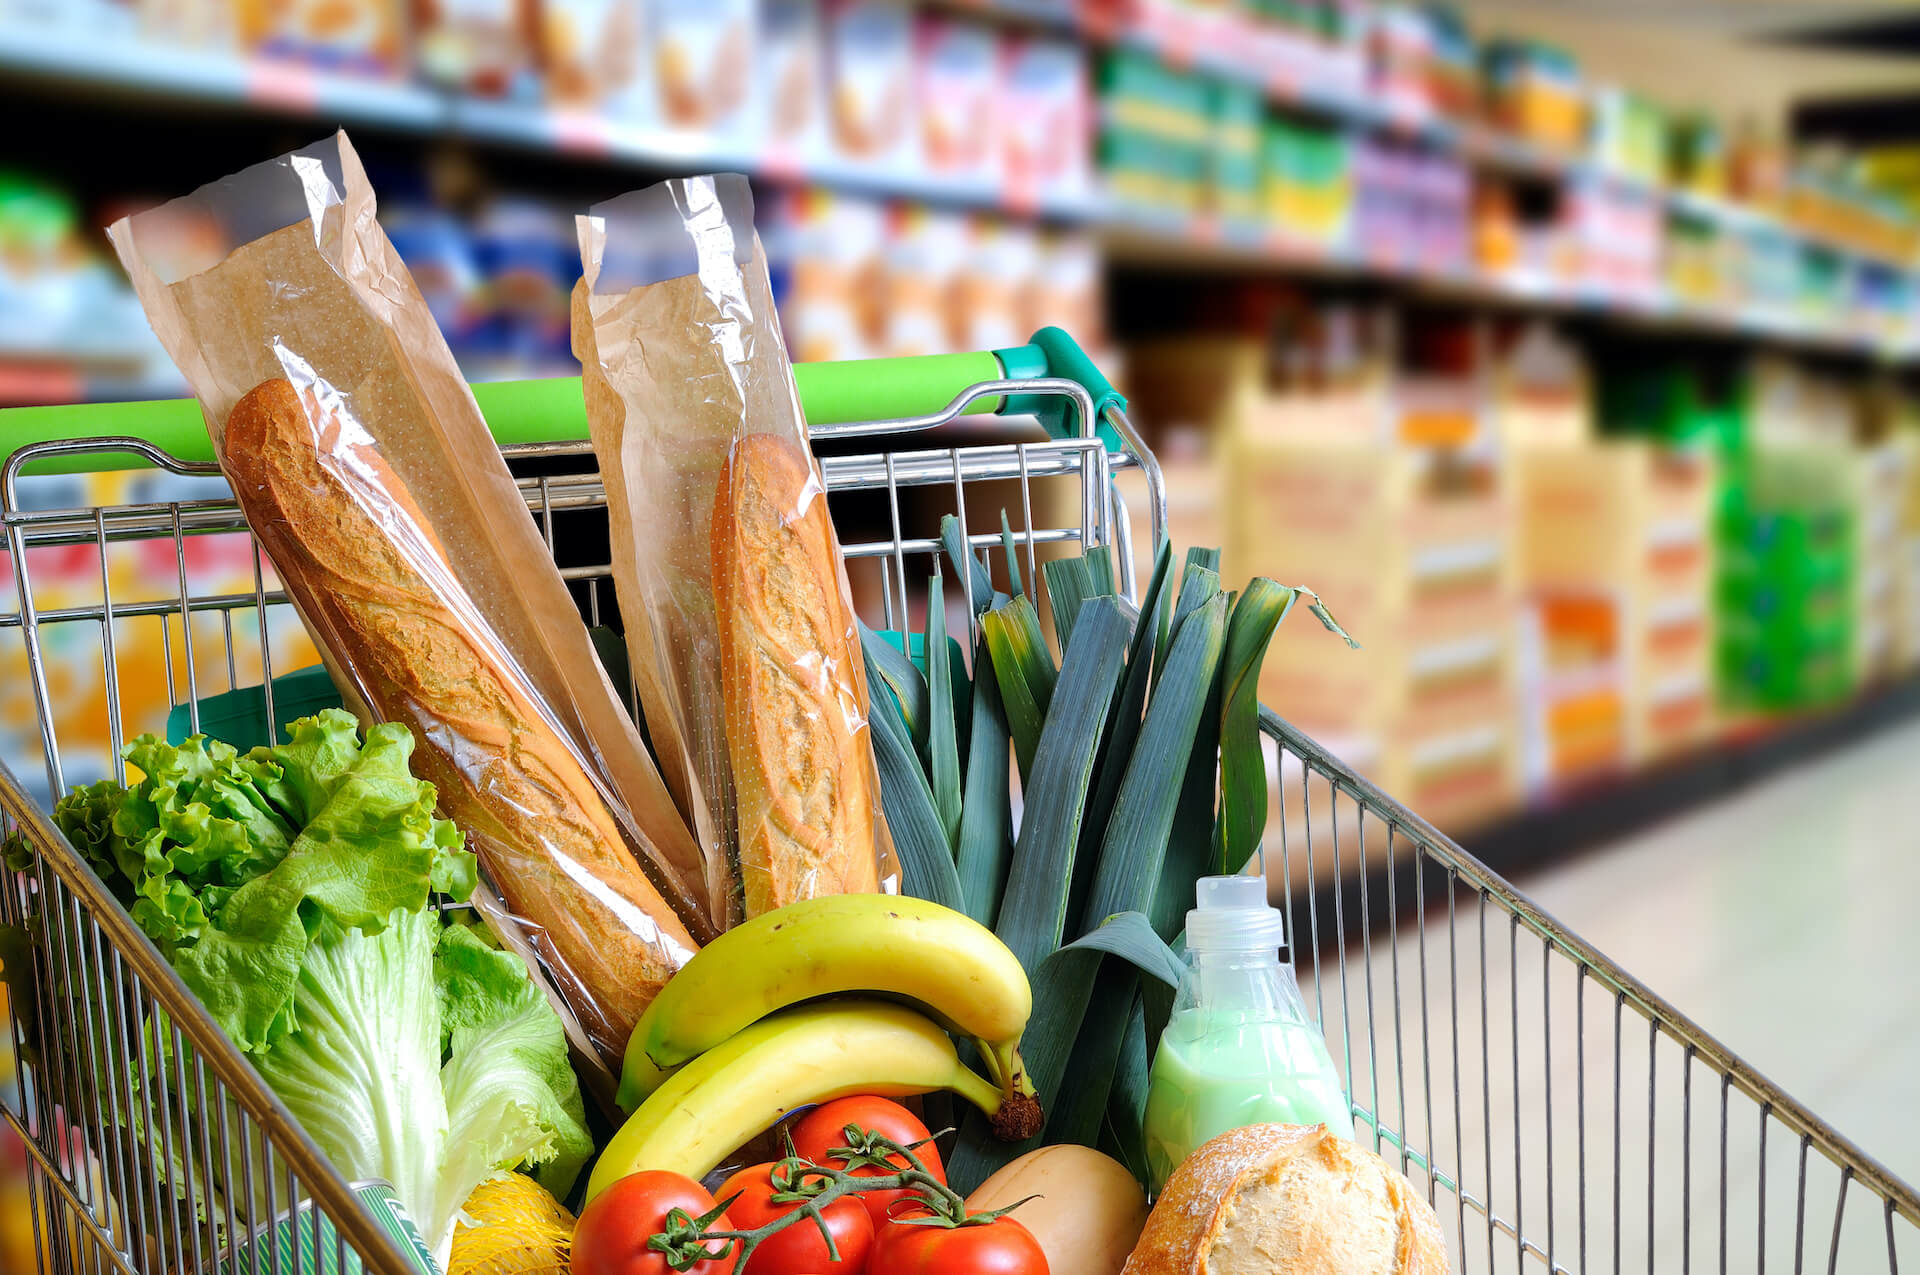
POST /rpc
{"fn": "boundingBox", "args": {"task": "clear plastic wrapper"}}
[109,132,714,1076]
[573,173,897,927]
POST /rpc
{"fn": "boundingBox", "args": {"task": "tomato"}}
[791,1097,946,1230]
[868,1210,1048,1275]
[717,1161,874,1274]
[572,1171,738,1275]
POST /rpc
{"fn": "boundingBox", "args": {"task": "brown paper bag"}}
[574,174,896,928]
[110,132,714,1070]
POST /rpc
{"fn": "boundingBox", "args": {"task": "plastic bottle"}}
[1142,874,1354,1194]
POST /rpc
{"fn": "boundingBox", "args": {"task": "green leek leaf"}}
[1041,546,1115,653]
[992,597,1129,975]
[925,574,963,848]
[955,628,1014,929]
[981,595,1057,783]
[858,621,929,756]
[1000,510,1026,600]
[865,661,963,910]
[1056,910,1186,989]
[939,514,997,614]
[1105,998,1154,1185]
[1214,578,1298,875]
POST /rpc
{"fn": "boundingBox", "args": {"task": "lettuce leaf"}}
[30,710,581,1260]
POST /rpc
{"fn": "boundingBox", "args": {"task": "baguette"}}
[224,377,698,1056]
[711,432,879,917]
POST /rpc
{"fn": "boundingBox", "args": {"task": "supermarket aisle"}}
[1512,716,1920,1190]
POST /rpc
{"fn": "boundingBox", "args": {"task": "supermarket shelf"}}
[1101,208,1919,361]
[4,23,1915,364]
[1292,674,1920,958]
[0,22,442,129]
[0,26,1097,220]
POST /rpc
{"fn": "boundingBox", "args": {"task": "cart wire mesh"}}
[2,383,1916,1275]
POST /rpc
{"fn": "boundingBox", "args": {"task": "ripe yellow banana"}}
[586,1000,1038,1203]
[618,894,1035,1111]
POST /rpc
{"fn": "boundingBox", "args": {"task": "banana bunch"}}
[586,895,1040,1202]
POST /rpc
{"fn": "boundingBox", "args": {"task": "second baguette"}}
[224,377,698,1059]
[712,432,879,917]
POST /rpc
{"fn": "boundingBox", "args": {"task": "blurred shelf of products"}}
[1118,284,1920,854]
[7,0,1920,405]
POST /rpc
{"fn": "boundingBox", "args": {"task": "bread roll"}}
[1122,1124,1448,1275]
[711,432,879,917]
[224,377,698,1055]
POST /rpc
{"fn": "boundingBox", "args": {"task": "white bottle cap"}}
[1186,874,1287,953]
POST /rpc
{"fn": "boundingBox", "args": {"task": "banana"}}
[618,894,1035,1111]
[586,1000,1041,1202]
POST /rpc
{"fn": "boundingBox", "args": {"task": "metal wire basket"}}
[2,378,1916,1275]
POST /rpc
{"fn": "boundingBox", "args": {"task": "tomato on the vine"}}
[868,1210,1049,1275]
[572,1171,739,1275]
[717,1160,874,1274]
[791,1096,946,1231]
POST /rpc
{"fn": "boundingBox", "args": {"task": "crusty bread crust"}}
[1123,1124,1449,1275]
[711,432,878,917]
[224,377,697,1056]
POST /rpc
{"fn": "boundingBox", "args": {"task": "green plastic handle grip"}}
[0,330,1125,476]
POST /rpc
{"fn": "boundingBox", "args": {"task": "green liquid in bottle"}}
[1142,1010,1355,1193]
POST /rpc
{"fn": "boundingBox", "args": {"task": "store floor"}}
[1511,715,1920,1196]
[1303,717,1920,1273]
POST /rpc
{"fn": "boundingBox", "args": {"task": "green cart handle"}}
[0,328,1126,476]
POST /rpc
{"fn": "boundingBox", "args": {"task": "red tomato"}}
[868,1210,1048,1275]
[790,1097,946,1230]
[717,1161,874,1274]
[572,1171,739,1275]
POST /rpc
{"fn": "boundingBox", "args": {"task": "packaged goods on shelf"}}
[542,0,650,112]
[761,0,831,166]
[1352,140,1470,273]
[1671,114,1729,200]
[1228,438,1520,854]
[1483,38,1585,153]
[1665,214,1735,310]
[883,204,969,357]
[1262,115,1352,247]
[1367,2,1434,122]
[1717,445,1858,713]
[1490,321,1588,447]
[1099,49,1211,215]
[414,0,541,96]
[1000,37,1093,206]
[1209,80,1264,224]
[916,17,1000,183]
[230,0,408,73]
[1589,88,1668,189]
[1852,440,1912,683]
[1563,176,1663,304]
[1514,441,1717,774]
[650,0,759,141]
[765,187,889,361]
[827,0,917,171]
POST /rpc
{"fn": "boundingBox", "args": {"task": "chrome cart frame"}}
[2,380,1915,1274]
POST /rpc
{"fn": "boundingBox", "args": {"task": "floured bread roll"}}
[1122,1124,1448,1275]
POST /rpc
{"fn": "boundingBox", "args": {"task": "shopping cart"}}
[1,344,1915,1275]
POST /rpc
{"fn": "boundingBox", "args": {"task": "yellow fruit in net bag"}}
[448,1175,575,1275]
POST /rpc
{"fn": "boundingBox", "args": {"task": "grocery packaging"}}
[650,0,757,140]
[412,0,541,97]
[965,1145,1148,1275]
[999,37,1092,206]
[109,133,710,1073]
[540,0,649,112]
[1124,1123,1448,1274]
[25,714,593,1264]
[236,0,407,73]
[916,17,999,183]
[827,0,916,170]
[1142,876,1352,1193]
[573,174,895,926]
[759,0,830,168]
